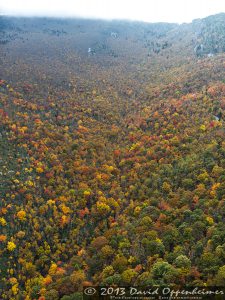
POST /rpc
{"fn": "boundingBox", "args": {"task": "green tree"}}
[151,261,180,284]
[174,255,191,269]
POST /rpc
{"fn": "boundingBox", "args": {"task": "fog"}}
[1,0,225,23]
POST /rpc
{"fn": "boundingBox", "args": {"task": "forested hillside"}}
[0,14,225,299]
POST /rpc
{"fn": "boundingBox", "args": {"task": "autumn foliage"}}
[0,16,225,299]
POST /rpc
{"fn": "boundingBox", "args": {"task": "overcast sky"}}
[1,0,225,23]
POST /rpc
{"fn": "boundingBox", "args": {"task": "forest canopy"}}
[0,13,225,300]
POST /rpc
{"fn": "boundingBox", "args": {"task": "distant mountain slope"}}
[0,14,225,96]
[192,13,225,56]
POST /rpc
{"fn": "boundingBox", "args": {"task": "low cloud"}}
[1,0,225,23]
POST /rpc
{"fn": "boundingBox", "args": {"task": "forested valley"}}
[0,13,225,299]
